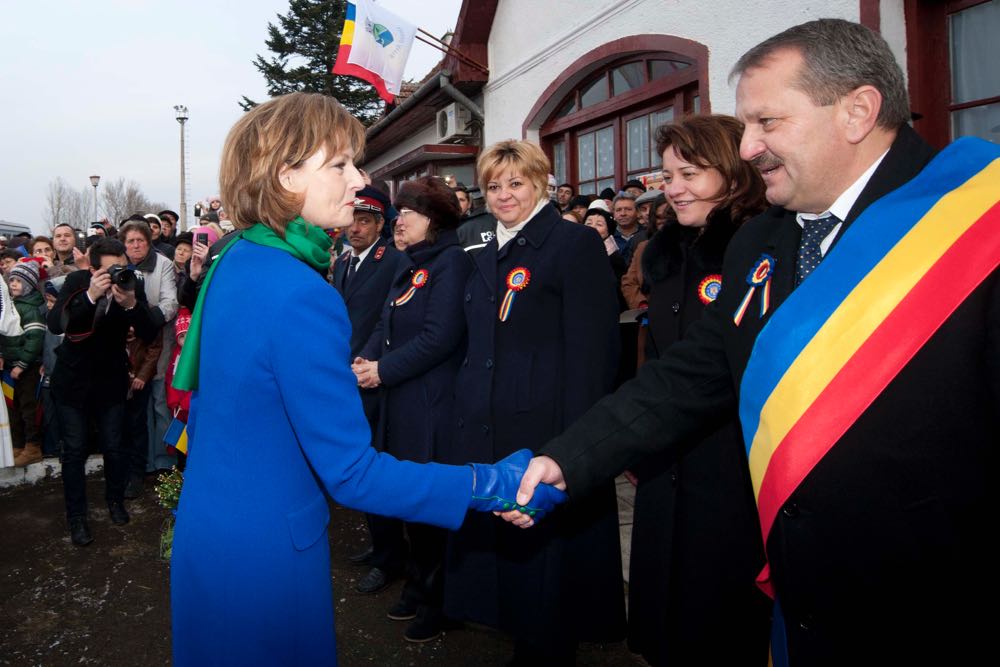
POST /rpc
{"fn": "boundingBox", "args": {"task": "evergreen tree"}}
[240,0,383,125]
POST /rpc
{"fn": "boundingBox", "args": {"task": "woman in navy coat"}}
[354,176,473,642]
[169,93,565,667]
[443,140,627,664]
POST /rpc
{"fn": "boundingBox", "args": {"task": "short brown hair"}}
[655,114,767,224]
[477,140,550,204]
[30,236,53,254]
[219,92,366,236]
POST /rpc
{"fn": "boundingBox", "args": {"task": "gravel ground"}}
[0,475,638,666]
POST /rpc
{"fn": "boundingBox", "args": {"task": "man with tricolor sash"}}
[508,18,1000,665]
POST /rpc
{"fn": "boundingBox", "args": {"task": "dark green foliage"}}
[240,0,383,125]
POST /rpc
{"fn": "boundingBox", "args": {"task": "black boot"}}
[107,501,130,526]
[69,516,93,546]
[404,606,443,643]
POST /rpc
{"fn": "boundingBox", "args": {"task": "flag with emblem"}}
[332,0,416,104]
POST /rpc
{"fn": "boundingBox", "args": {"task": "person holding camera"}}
[47,238,159,546]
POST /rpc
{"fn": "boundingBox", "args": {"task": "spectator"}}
[612,193,643,266]
[621,193,669,311]
[452,183,472,218]
[561,210,582,224]
[158,210,179,245]
[1,249,22,275]
[0,278,20,468]
[48,238,158,545]
[123,321,162,498]
[555,183,574,211]
[39,276,65,458]
[173,232,194,277]
[51,224,83,272]
[583,208,627,282]
[623,179,646,198]
[599,186,616,208]
[634,188,663,232]
[565,195,590,221]
[353,177,472,642]
[119,217,179,479]
[2,260,47,466]
[144,214,176,260]
[88,223,107,238]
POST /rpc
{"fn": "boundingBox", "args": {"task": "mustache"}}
[750,152,783,172]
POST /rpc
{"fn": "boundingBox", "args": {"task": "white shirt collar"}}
[797,149,889,226]
[351,240,376,268]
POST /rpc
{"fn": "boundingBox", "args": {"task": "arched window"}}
[525,37,708,196]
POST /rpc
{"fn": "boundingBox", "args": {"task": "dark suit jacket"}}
[542,125,1000,663]
[331,237,406,427]
[48,269,158,408]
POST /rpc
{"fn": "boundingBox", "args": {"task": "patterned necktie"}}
[795,214,840,285]
[344,255,360,290]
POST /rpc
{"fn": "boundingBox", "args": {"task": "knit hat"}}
[175,307,192,342]
[9,259,42,295]
[584,208,617,238]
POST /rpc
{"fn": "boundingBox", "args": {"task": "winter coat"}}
[0,291,45,368]
[360,230,472,463]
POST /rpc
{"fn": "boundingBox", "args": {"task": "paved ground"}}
[0,466,641,666]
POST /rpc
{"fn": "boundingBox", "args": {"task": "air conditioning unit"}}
[436,103,473,143]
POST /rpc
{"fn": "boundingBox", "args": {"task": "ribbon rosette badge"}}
[732,254,775,326]
[697,274,723,305]
[498,267,531,322]
[393,269,429,306]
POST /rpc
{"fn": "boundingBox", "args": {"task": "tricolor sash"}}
[738,137,1000,598]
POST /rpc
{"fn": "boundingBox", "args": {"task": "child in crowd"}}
[1,260,47,466]
[165,307,192,465]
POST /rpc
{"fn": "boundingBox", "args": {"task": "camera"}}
[194,203,202,217]
[196,232,209,245]
[75,230,87,252]
[107,264,137,292]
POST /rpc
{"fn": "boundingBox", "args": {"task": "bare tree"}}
[44,178,69,230]
[65,186,91,230]
[102,178,155,224]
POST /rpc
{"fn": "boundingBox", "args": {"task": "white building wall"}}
[484,0,862,143]
[363,123,441,176]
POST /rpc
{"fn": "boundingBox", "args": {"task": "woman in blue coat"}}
[443,140,627,664]
[168,93,565,666]
[353,176,473,642]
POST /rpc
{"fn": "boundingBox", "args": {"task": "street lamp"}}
[89,175,100,224]
[174,105,189,231]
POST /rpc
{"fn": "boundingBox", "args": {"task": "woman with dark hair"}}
[352,176,473,643]
[627,114,771,666]
[169,93,564,666]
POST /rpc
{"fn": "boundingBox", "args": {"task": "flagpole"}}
[415,28,488,75]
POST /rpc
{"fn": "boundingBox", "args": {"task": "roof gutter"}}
[366,70,446,142]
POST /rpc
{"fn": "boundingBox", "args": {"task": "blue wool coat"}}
[170,240,473,667]
[361,231,472,463]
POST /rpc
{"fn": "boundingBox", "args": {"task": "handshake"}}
[467,449,568,526]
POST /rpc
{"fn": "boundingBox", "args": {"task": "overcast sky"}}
[0,0,462,234]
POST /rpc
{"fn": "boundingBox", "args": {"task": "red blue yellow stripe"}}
[738,137,1000,597]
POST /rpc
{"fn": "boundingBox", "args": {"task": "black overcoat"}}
[443,204,627,649]
[543,126,1000,663]
[360,231,472,463]
[332,237,406,426]
[629,214,769,666]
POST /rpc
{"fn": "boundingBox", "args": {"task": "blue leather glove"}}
[468,449,568,520]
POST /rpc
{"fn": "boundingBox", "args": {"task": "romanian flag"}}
[164,417,188,456]
[331,0,416,104]
[1,371,14,407]
[739,137,1000,598]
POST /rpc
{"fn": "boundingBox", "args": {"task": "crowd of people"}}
[0,206,230,542]
[5,15,997,667]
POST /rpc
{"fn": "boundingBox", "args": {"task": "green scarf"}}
[172,217,332,391]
